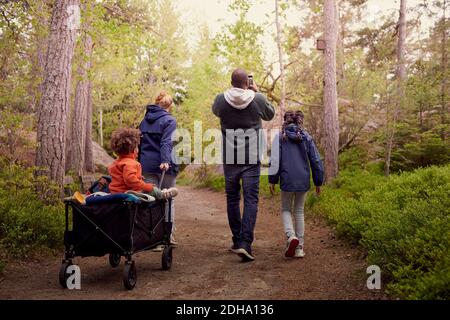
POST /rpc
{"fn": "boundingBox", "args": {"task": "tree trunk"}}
[84,80,95,172]
[67,34,93,177]
[441,0,448,140]
[30,0,49,113]
[385,0,407,176]
[35,0,80,194]
[323,0,340,182]
[275,0,286,128]
[99,107,104,147]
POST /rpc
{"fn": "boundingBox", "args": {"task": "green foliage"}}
[213,0,265,77]
[310,165,450,299]
[0,159,64,258]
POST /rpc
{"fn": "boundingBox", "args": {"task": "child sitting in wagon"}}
[108,128,177,199]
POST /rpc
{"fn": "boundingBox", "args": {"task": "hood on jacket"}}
[224,88,256,110]
[285,124,303,142]
[145,104,170,123]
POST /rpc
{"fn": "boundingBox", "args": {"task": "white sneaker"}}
[152,245,164,252]
[294,246,305,258]
[170,235,178,247]
[284,236,300,258]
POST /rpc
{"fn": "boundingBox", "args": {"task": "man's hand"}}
[249,82,259,92]
[316,186,321,196]
[269,183,276,195]
[160,163,170,171]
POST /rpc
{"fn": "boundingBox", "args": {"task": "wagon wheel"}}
[123,261,137,290]
[109,254,121,268]
[162,245,173,271]
[59,261,72,288]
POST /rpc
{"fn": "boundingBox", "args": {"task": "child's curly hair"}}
[110,128,141,155]
[281,110,305,141]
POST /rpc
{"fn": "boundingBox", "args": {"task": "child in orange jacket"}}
[108,128,163,198]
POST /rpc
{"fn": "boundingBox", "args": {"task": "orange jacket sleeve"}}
[123,162,154,193]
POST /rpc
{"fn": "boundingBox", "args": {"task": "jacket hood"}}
[145,104,170,123]
[285,124,303,142]
[224,88,255,110]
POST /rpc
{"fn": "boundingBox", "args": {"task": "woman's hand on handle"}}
[160,163,170,171]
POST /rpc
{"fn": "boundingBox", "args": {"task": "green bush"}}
[311,165,450,299]
[0,160,65,258]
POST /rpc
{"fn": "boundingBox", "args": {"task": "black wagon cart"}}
[60,195,174,290]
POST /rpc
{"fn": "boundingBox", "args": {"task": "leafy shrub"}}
[311,165,450,299]
[0,160,65,258]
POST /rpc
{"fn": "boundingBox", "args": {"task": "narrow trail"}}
[0,186,386,300]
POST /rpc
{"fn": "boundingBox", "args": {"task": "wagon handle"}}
[159,170,166,189]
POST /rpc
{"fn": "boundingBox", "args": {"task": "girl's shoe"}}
[285,236,300,258]
[294,246,305,258]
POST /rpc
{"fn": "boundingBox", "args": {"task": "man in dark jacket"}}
[212,68,275,262]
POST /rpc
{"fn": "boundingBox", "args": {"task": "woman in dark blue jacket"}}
[269,110,324,259]
[139,91,179,245]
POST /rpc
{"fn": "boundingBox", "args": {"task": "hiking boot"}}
[294,246,305,258]
[285,236,300,258]
[236,248,255,262]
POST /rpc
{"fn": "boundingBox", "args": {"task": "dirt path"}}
[0,186,386,300]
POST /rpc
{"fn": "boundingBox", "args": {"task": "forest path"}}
[0,186,386,300]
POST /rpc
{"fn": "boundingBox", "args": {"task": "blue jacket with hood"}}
[139,104,178,176]
[268,124,324,192]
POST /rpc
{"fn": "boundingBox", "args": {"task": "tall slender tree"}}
[35,0,79,193]
[385,0,407,176]
[275,0,286,128]
[440,0,448,139]
[323,0,339,182]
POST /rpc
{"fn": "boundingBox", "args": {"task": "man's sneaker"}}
[236,248,255,262]
[294,246,305,258]
[229,244,239,253]
[285,236,300,258]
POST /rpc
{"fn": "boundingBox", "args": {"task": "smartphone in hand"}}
[248,75,254,87]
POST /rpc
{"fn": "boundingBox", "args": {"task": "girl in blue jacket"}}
[269,110,324,258]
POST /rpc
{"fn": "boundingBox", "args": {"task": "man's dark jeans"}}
[223,163,261,252]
